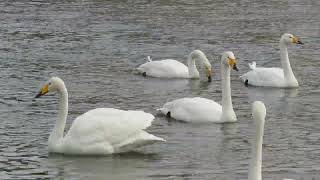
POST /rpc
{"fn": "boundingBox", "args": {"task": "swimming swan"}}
[158,51,238,123]
[35,77,165,155]
[249,101,295,180]
[137,50,213,82]
[240,33,303,88]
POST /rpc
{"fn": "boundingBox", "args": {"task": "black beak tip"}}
[208,76,212,82]
[233,65,239,71]
[297,41,303,45]
[34,92,42,98]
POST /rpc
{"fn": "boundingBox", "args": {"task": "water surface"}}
[0,0,319,179]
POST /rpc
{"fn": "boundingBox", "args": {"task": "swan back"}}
[63,108,163,154]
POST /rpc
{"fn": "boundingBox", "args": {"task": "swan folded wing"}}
[163,97,222,122]
[241,67,285,87]
[65,108,155,148]
[137,59,188,78]
[114,131,164,153]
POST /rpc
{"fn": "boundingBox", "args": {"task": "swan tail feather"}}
[136,66,143,73]
[136,56,152,72]
[239,61,256,82]
[115,131,165,153]
[249,61,256,70]
[239,74,245,81]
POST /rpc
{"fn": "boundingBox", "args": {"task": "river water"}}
[0,0,319,179]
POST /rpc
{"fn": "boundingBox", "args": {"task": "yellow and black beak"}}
[228,57,239,71]
[206,67,212,82]
[292,36,303,45]
[35,84,49,98]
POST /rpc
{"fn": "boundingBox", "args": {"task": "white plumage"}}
[61,108,163,154]
[241,33,303,88]
[137,50,212,81]
[241,63,285,87]
[248,101,295,180]
[158,51,238,123]
[138,59,189,78]
[35,77,165,155]
[158,97,222,123]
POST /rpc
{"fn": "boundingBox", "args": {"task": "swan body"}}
[138,59,189,78]
[249,101,295,180]
[158,51,239,123]
[242,65,286,87]
[137,50,212,81]
[241,33,303,88]
[158,97,222,122]
[35,77,165,155]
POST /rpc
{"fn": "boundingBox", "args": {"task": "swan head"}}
[221,51,238,71]
[191,50,212,82]
[252,101,266,125]
[281,33,303,45]
[35,77,66,98]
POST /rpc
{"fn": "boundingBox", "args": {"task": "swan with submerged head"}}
[34,77,165,155]
[240,33,303,88]
[158,51,238,123]
[137,50,213,82]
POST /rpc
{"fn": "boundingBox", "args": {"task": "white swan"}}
[34,77,165,155]
[137,50,213,82]
[249,101,266,180]
[249,101,295,180]
[240,33,303,88]
[158,51,238,123]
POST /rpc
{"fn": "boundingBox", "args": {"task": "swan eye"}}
[48,82,52,86]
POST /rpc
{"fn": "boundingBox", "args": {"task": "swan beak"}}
[206,68,212,82]
[228,58,238,71]
[35,84,49,98]
[293,36,303,44]
[233,64,239,71]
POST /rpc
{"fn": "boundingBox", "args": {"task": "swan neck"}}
[49,86,68,144]
[279,41,296,82]
[221,64,233,113]
[248,120,264,180]
[187,55,199,78]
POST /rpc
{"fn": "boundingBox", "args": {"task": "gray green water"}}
[0,0,319,179]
